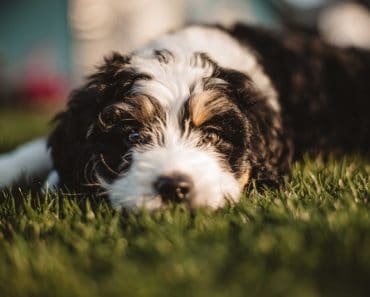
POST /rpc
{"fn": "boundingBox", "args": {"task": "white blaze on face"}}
[106,119,241,210]
[130,51,215,111]
[135,25,280,112]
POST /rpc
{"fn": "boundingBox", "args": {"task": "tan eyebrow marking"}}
[123,94,159,122]
[190,90,234,127]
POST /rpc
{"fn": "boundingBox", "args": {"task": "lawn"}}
[0,109,369,297]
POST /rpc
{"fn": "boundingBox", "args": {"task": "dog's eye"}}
[127,130,142,144]
[204,129,221,144]
[126,129,149,145]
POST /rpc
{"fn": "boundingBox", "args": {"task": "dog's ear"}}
[247,101,293,188]
[48,52,132,189]
[221,69,293,188]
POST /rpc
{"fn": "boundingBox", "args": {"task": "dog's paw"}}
[0,153,21,188]
[0,138,52,189]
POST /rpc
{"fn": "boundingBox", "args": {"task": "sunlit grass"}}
[0,108,52,152]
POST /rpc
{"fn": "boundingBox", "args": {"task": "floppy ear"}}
[246,100,293,188]
[48,53,132,191]
[220,69,293,188]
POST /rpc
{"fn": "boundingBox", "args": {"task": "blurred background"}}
[0,0,370,109]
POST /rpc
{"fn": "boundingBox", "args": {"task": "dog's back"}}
[229,23,370,156]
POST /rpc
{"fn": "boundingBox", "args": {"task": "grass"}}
[0,109,370,297]
[0,108,52,152]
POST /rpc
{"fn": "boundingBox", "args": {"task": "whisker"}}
[83,155,97,186]
[99,153,120,176]
[118,152,132,173]
[96,189,112,197]
[90,159,101,183]
[82,181,102,187]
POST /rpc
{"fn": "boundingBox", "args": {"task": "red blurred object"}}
[15,48,69,106]
[19,71,68,104]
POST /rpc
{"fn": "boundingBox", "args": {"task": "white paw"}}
[0,153,20,188]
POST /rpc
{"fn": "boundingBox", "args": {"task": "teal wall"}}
[0,0,71,77]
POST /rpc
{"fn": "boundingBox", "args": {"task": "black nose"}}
[154,173,194,203]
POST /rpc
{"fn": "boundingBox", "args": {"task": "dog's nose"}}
[154,173,194,203]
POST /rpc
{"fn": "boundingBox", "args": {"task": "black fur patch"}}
[228,23,370,157]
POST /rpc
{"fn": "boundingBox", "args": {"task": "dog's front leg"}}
[0,138,53,188]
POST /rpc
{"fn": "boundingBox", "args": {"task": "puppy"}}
[0,24,369,210]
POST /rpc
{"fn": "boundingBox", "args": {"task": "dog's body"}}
[1,24,369,209]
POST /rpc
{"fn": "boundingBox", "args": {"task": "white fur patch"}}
[43,170,60,193]
[0,138,52,188]
[133,25,280,112]
[130,50,215,114]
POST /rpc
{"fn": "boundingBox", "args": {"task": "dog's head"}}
[49,43,290,210]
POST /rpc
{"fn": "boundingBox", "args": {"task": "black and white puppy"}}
[1,24,369,210]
